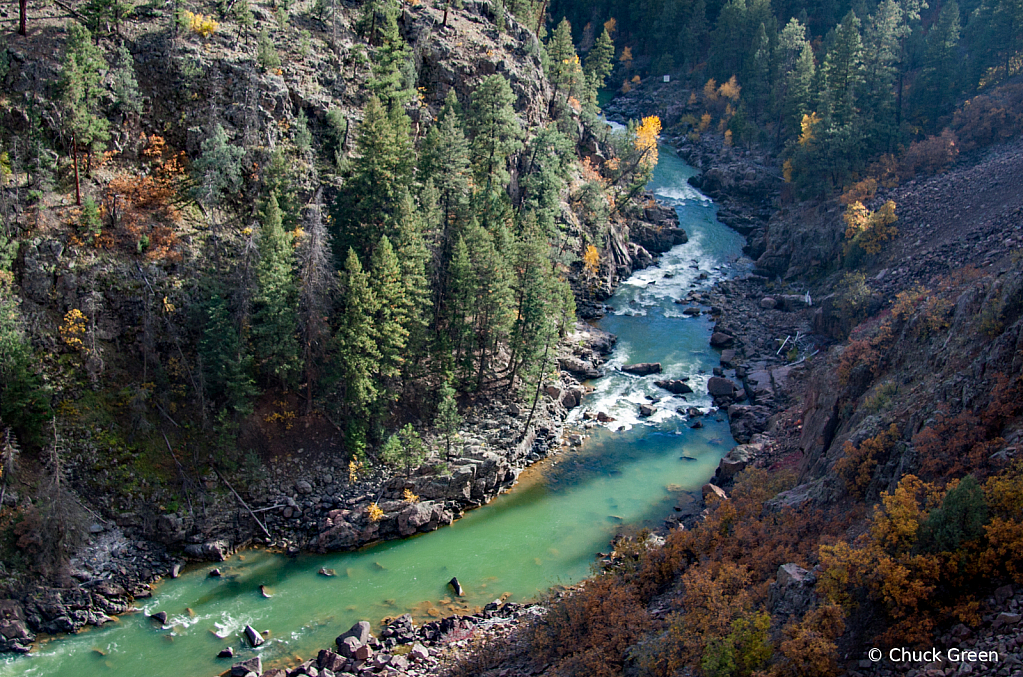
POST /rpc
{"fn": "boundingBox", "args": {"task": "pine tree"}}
[466,221,515,391]
[467,75,524,193]
[917,1,961,123]
[420,89,472,236]
[392,189,432,363]
[445,235,476,381]
[333,97,415,259]
[435,379,461,458]
[822,11,864,129]
[59,23,109,201]
[111,44,143,121]
[251,193,301,387]
[297,189,334,413]
[379,424,426,475]
[861,0,907,153]
[583,27,615,103]
[369,235,409,399]
[775,19,816,140]
[191,124,245,210]
[334,248,380,456]
[546,19,584,108]
[199,293,257,416]
[368,0,416,107]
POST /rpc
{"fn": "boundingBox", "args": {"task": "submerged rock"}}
[448,577,464,596]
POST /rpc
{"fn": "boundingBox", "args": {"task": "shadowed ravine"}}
[1,145,748,677]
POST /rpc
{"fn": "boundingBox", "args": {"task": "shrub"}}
[182,10,218,37]
[836,424,901,497]
[899,130,959,179]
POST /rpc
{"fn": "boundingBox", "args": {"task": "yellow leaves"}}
[367,502,384,522]
[634,116,661,172]
[783,159,794,183]
[183,11,218,37]
[717,75,741,101]
[263,400,296,429]
[723,129,733,147]
[703,78,718,101]
[843,200,898,255]
[603,18,616,36]
[840,177,877,205]
[60,309,88,351]
[403,488,419,503]
[871,474,931,554]
[698,112,712,133]
[631,74,641,84]
[162,296,176,314]
[835,424,900,497]
[620,79,632,94]
[798,112,821,146]
[582,245,600,276]
[619,46,632,64]
[348,459,362,484]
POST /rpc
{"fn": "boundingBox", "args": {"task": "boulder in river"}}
[621,362,662,376]
[318,567,336,577]
[448,577,464,596]
[596,412,616,423]
[654,379,693,395]
[243,624,264,647]
[208,568,221,577]
[217,647,234,658]
[149,611,167,625]
[639,404,655,417]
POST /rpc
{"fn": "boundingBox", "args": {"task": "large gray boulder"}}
[707,377,738,397]
[654,379,693,395]
[621,362,662,376]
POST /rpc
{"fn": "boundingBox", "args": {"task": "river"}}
[2,145,747,677]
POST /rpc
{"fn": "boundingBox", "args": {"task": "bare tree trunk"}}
[521,332,551,439]
[18,0,27,36]
[72,133,81,206]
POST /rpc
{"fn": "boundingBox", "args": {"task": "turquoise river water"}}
[2,145,747,677]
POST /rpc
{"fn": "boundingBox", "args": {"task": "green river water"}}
[2,144,747,677]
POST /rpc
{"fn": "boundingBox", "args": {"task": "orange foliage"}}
[899,130,959,179]
[775,604,845,677]
[836,424,901,497]
[840,177,877,205]
[527,575,651,677]
[96,135,186,262]
[837,319,893,386]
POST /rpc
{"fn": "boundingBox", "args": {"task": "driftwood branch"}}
[209,459,272,541]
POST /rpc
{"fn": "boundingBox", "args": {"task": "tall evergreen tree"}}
[367,0,416,107]
[392,189,432,364]
[583,27,615,103]
[420,89,472,237]
[59,23,109,200]
[199,294,257,416]
[822,11,865,129]
[467,75,524,193]
[333,96,415,258]
[916,0,961,123]
[334,248,380,456]
[369,235,409,401]
[251,193,301,387]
